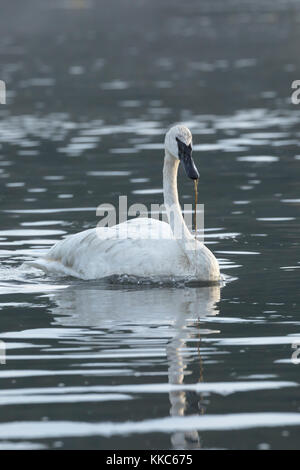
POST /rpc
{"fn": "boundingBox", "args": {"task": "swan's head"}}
[164,124,199,180]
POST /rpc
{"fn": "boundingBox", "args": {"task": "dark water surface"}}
[0,0,300,449]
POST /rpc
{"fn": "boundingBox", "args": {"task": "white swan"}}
[29,124,220,282]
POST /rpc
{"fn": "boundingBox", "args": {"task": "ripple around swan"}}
[87,171,132,176]
[2,413,300,440]
[82,274,230,288]
[237,156,279,162]
[0,229,66,237]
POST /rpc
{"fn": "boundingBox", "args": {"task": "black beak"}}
[176,137,199,180]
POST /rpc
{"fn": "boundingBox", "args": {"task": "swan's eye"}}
[176,137,192,154]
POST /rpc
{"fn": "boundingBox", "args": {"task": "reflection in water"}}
[167,287,219,449]
[51,283,220,449]
[51,283,220,326]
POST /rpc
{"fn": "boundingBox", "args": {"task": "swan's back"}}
[29,218,189,280]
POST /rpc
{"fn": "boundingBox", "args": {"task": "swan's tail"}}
[24,259,82,278]
[25,259,51,273]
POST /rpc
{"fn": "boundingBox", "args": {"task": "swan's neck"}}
[163,152,194,244]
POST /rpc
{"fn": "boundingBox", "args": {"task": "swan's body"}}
[29,125,220,282]
[30,217,218,280]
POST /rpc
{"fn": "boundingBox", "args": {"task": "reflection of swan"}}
[29,125,220,282]
[165,290,218,449]
[167,313,201,449]
[51,284,220,328]
[51,284,220,450]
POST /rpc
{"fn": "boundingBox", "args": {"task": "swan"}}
[28,124,220,282]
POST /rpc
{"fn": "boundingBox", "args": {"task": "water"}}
[0,0,300,449]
